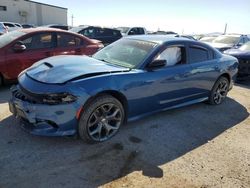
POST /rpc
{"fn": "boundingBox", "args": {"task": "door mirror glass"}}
[13,41,26,52]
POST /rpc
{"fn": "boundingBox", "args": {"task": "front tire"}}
[78,95,125,143]
[208,77,229,105]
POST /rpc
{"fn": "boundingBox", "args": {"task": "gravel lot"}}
[0,81,250,188]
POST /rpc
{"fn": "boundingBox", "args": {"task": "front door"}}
[5,32,55,79]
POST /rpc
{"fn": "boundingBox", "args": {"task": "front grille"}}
[238,59,250,76]
[12,88,38,104]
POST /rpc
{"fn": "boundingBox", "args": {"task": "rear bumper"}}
[9,90,79,136]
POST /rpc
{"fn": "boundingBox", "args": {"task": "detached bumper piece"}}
[8,85,78,136]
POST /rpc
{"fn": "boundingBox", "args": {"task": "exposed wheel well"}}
[219,73,231,83]
[83,90,128,121]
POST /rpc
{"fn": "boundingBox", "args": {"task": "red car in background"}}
[0,28,103,85]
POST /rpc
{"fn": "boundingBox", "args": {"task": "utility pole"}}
[224,23,227,34]
[71,14,74,27]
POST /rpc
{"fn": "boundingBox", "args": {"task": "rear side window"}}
[189,46,209,63]
[57,33,82,47]
[113,30,121,37]
[97,28,113,37]
[21,33,53,50]
[138,28,145,34]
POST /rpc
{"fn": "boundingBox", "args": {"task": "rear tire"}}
[208,77,229,105]
[78,95,125,143]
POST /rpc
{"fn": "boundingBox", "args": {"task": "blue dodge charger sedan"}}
[9,35,238,143]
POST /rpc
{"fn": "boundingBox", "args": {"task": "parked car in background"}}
[2,22,22,32]
[41,24,72,30]
[116,27,147,35]
[150,31,177,35]
[224,41,250,80]
[22,24,35,28]
[200,36,217,43]
[178,35,196,40]
[8,35,238,143]
[208,34,249,52]
[0,28,103,85]
[0,22,8,35]
[70,26,122,45]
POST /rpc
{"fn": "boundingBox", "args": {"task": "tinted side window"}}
[97,28,113,37]
[155,46,186,67]
[189,46,209,63]
[4,23,15,27]
[22,33,53,50]
[80,28,95,37]
[138,28,145,34]
[128,28,138,35]
[57,33,82,47]
[112,30,120,36]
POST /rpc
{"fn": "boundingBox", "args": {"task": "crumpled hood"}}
[25,55,130,84]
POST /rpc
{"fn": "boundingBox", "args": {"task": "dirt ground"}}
[0,81,250,188]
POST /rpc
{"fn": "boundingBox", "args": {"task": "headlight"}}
[42,93,77,104]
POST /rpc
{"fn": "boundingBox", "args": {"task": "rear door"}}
[5,32,56,79]
[53,32,88,55]
[187,44,220,95]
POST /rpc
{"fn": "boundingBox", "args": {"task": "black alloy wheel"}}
[78,95,125,143]
[209,77,229,105]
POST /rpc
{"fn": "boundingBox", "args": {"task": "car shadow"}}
[0,97,249,188]
[236,79,250,89]
[0,85,11,104]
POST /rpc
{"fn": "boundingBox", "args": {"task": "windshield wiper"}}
[97,59,110,63]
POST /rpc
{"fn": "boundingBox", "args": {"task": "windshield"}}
[0,30,26,48]
[117,27,129,34]
[239,41,250,51]
[213,36,240,44]
[93,39,157,68]
[69,27,86,33]
[200,37,216,42]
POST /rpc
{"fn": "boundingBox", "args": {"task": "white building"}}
[0,0,67,26]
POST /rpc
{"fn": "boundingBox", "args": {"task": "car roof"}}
[125,34,191,44]
[20,28,71,33]
[75,25,120,31]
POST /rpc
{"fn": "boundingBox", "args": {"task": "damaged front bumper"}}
[8,86,79,136]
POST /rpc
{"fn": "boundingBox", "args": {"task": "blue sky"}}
[34,0,250,34]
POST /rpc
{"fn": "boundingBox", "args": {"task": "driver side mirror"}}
[13,41,26,52]
[147,59,166,70]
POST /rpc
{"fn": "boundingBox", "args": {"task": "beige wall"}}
[0,0,67,25]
